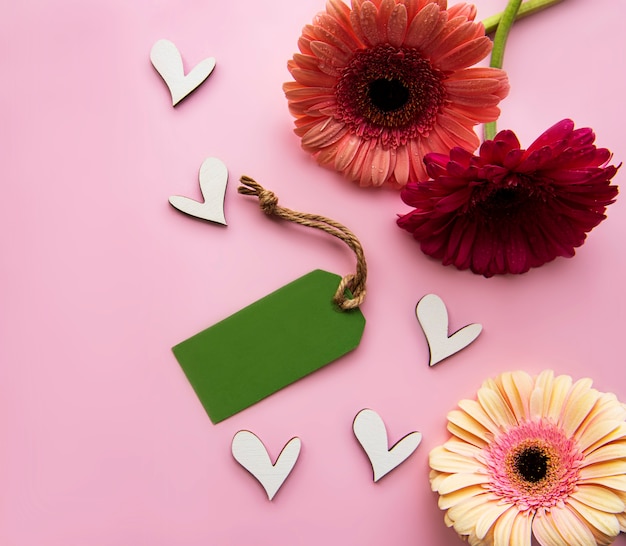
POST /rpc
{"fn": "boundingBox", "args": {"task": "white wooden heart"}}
[150,39,215,105]
[169,157,228,225]
[231,431,301,501]
[416,294,482,367]
[353,409,422,482]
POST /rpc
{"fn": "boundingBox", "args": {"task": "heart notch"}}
[416,293,482,367]
[169,157,228,225]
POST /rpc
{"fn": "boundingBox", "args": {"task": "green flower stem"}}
[483,0,524,141]
[482,0,564,35]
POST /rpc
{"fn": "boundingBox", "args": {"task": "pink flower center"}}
[483,421,583,512]
[334,45,446,147]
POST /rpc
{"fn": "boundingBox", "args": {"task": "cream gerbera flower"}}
[283,0,509,188]
[429,370,626,546]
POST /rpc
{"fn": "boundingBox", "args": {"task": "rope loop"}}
[238,176,367,311]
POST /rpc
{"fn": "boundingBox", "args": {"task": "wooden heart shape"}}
[231,431,301,501]
[169,157,228,225]
[416,294,482,367]
[150,39,215,105]
[353,409,422,482]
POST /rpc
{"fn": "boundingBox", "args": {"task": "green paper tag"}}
[172,269,366,423]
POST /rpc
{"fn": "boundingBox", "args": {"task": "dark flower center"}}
[334,45,446,147]
[368,78,410,112]
[486,188,523,209]
[470,177,545,223]
[514,446,549,483]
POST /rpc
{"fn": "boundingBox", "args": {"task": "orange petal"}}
[387,2,408,47]
[403,3,445,49]
[435,36,493,72]
[359,1,382,46]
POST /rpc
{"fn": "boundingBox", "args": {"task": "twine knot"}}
[257,189,279,215]
[238,176,367,311]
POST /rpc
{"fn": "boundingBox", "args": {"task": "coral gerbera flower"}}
[283,0,509,188]
[397,119,619,276]
[430,370,626,546]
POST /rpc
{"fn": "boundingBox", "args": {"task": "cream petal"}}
[577,398,626,448]
[532,512,564,546]
[533,370,554,415]
[429,445,483,473]
[561,391,600,438]
[457,399,501,434]
[579,474,626,492]
[475,502,514,540]
[447,409,490,442]
[446,421,488,449]
[477,387,517,428]
[437,471,490,495]
[447,493,498,532]
[492,506,520,546]
[429,469,449,492]
[497,371,533,423]
[574,420,626,450]
[533,507,596,546]
[558,377,593,419]
[580,460,626,479]
[509,510,533,546]
[571,485,625,513]
[529,386,545,421]
[567,497,621,537]
[438,484,486,510]
[617,511,626,532]
[545,374,573,424]
[443,437,484,458]
[550,504,598,546]
[583,422,626,455]
[580,437,626,464]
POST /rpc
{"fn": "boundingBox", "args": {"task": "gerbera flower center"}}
[334,45,446,147]
[483,421,583,511]
[513,445,548,483]
[368,78,410,112]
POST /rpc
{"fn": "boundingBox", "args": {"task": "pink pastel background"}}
[2,0,625,544]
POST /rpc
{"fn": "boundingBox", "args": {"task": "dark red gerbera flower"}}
[397,119,619,276]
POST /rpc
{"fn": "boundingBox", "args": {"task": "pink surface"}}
[1,0,625,544]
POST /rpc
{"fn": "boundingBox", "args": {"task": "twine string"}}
[238,176,367,310]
